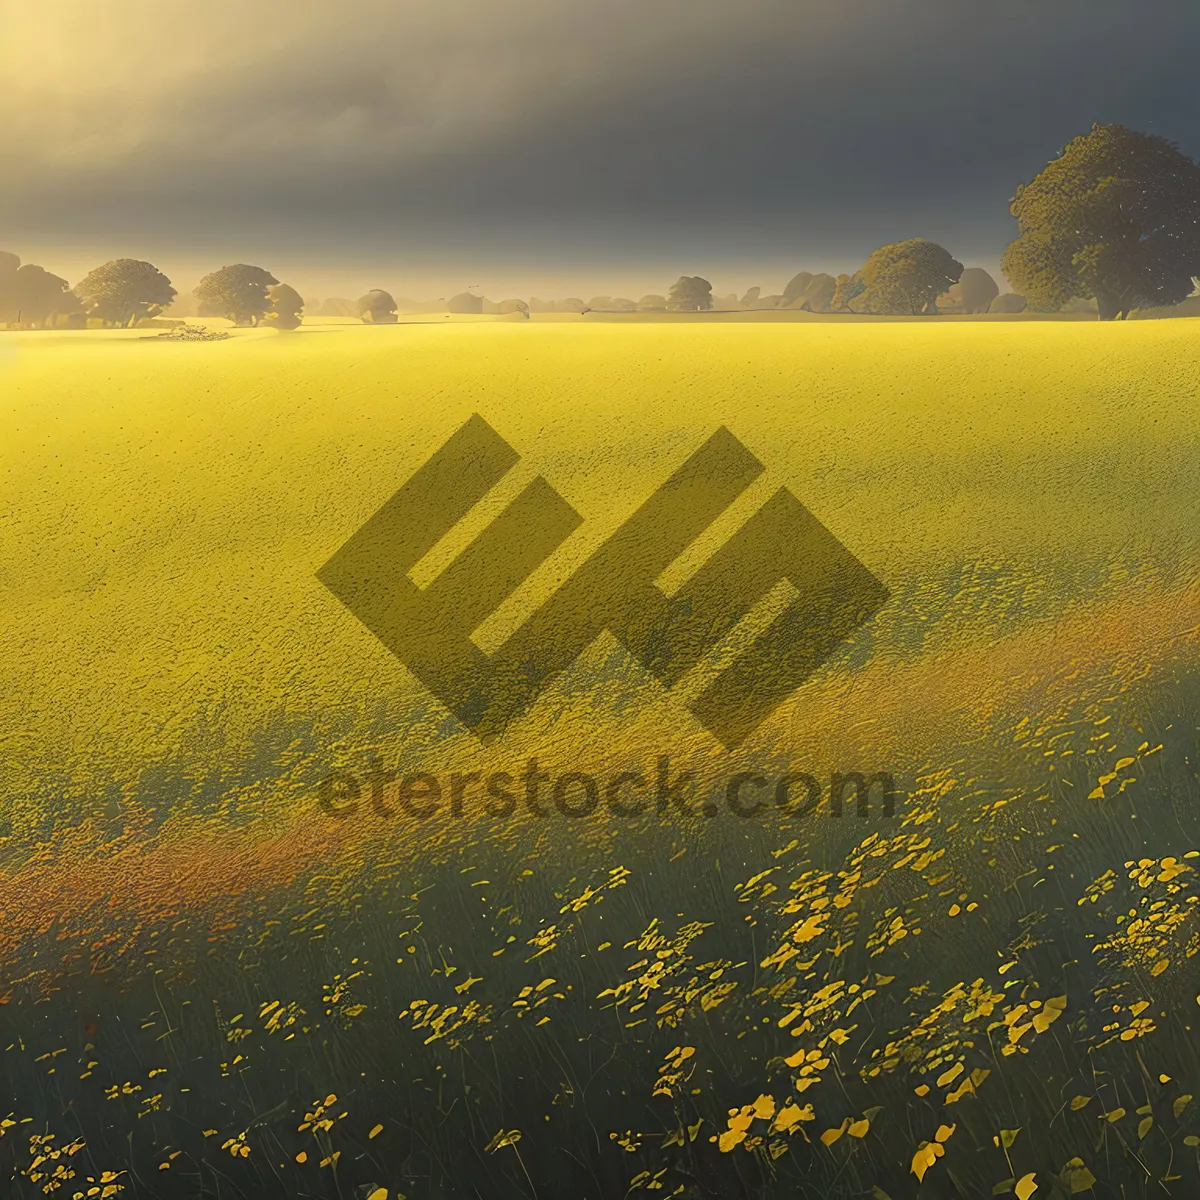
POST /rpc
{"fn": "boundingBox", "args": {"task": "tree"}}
[357,290,398,323]
[637,294,667,312]
[1,252,78,328]
[1002,124,1200,320]
[782,271,814,304]
[74,258,175,327]
[496,298,530,316]
[666,276,712,311]
[264,283,304,329]
[0,251,18,303]
[831,272,866,313]
[1,262,74,329]
[990,293,1027,314]
[20,267,75,327]
[0,251,21,324]
[448,291,484,314]
[958,267,999,314]
[853,239,963,315]
[195,264,279,326]
[789,273,837,312]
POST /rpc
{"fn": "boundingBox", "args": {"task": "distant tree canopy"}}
[496,298,530,317]
[958,267,1000,314]
[853,239,963,315]
[832,272,865,313]
[24,269,77,327]
[789,273,837,312]
[637,294,667,312]
[782,271,814,304]
[357,290,398,323]
[264,283,304,330]
[0,252,76,328]
[319,297,358,318]
[195,265,279,326]
[1003,124,1200,320]
[448,291,484,314]
[583,295,635,312]
[990,293,1027,314]
[526,297,587,313]
[74,258,175,327]
[666,276,712,311]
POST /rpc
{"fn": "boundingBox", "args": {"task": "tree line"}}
[660,124,1200,320]
[0,259,309,331]
[4,123,1199,328]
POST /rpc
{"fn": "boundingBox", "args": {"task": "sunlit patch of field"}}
[1,318,1198,1198]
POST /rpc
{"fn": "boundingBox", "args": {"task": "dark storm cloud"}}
[3,0,1199,280]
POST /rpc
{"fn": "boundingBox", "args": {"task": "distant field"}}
[577,307,1100,321]
[1,318,1198,1198]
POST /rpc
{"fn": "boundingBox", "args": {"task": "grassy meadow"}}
[1,314,1199,1198]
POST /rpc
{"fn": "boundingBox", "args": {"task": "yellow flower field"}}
[1,315,1198,1198]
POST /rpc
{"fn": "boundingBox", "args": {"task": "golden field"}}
[3,316,1197,806]
[1,315,1199,1198]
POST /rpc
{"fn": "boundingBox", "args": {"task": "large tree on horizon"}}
[1002,123,1200,320]
[0,252,76,328]
[74,258,175,327]
[195,264,278,326]
[853,239,963,315]
[666,275,712,311]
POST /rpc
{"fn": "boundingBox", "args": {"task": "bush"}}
[263,283,304,330]
[154,324,231,341]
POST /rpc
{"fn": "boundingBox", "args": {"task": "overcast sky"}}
[2,1,1198,300]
